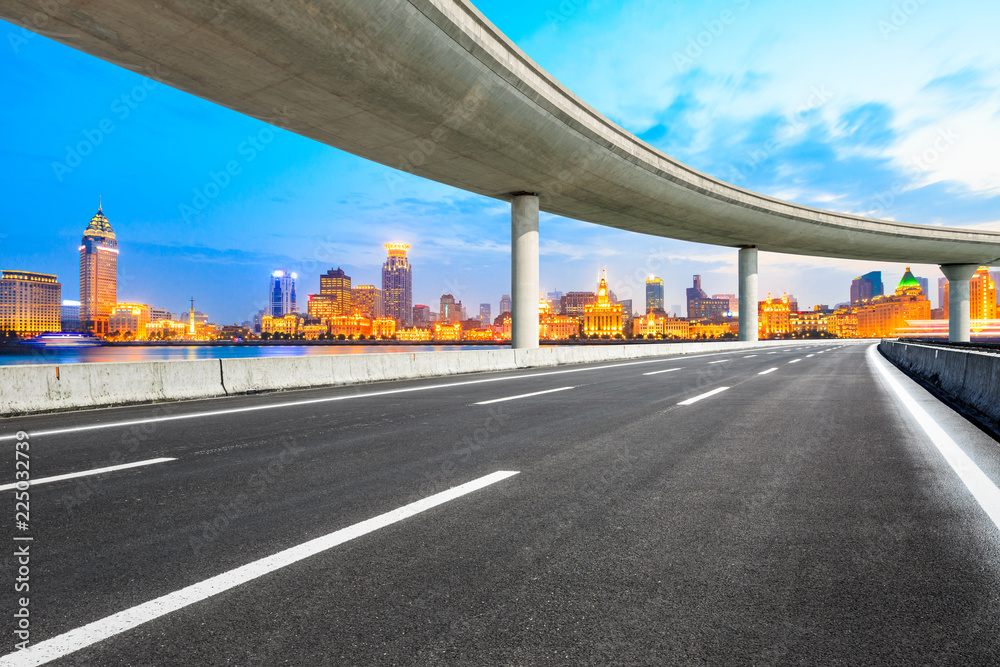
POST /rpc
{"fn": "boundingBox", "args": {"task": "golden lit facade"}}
[109,303,150,339]
[146,320,188,338]
[0,271,61,336]
[329,313,370,338]
[539,298,580,340]
[352,285,383,319]
[582,274,623,338]
[855,267,931,338]
[758,295,793,337]
[79,206,118,336]
[690,322,735,339]
[463,328,495,341]
[631,312,690,339]
[371,318,396,339]
[433,322,462,341]
[396,327,432,341]
[971,267,997,321]
[262,314,301,336]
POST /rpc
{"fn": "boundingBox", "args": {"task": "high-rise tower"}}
[270,269,298,317]
[79,204,118,335]
[645,276,664,313]
[382,243,412,326]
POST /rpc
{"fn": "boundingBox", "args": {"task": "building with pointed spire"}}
[382,243,412,326]
[583,272,623,338]
[79,203,118,336]
[855,267,930,337]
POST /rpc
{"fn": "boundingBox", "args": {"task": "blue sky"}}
[2,0,999,322]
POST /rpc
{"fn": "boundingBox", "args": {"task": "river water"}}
[0,344,493,366]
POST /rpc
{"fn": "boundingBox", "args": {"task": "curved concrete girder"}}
[5,0,1000,265]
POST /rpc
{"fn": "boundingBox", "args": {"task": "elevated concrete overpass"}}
[5,0,999,343]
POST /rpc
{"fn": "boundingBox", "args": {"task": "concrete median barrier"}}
[879,340,1000,429]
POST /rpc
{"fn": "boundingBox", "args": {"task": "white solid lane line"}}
[789,359,802,364]
[0,354,738,442]
[0,458,176,492]
[473,387,574,405]
[868,346,1000,531]
[677,387,730,406]
[0,471,521,667]
[643,368,682,376]
[758,368,778,375]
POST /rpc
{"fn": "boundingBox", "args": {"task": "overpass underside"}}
[2,0,998,342]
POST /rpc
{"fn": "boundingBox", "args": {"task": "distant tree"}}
[338,333,346,341]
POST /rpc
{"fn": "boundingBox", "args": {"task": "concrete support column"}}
[738,246,758,342]
[511,193,539,349]
[940,263,979,343]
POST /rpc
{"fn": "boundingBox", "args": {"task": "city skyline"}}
[3,2,1000,323]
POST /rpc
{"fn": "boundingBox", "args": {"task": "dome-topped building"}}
[79,202,118,336]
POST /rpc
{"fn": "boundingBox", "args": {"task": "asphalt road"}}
[2,342,1000,666]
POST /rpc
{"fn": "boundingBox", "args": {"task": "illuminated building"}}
[689,322,735,339]
[463,328,494,341]
[433,322,462,340]
[479,303,491,326]
[828,308,858,338]
[583,273,623,338]
[352,285,383,319]
[618,299,633,321]
[499,294,511,315]
[270,270,298,317]
[646,276,664,313]
[789,307,832,336]
[109,303,150,339]
[631,312,690,339]
[321,267,352,315]
[371,318,396,339]
[855,267,931,338]
[440,294,463,323]
[146,320,187,339]
[971,267,997,321]
[328,313,371,338]
[560,291,595,318]
[539,298,580,340]
[79,205,118,335]
[307,294,337,321]
[261,314,301,336]
[61,300,81,332]
[496,312,512,341]
[382,242,412,326]
[759,295,793,338]
[396,326,431,341]
[850,271,884,305]
[0,271,61,336]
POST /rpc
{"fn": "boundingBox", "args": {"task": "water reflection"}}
[0,344,494,366]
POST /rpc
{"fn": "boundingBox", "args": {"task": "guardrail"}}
[1,340,821,417]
